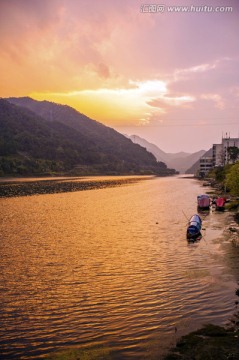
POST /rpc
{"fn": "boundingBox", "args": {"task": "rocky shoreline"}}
[227,213,239,247]
[0,176,150,198]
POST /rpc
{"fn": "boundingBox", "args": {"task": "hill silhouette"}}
[0,98,177,176]
[129,135,206,173]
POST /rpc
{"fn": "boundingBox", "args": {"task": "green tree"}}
[209,166,226,182]
[226,161,239,196]
[227,146,239,163]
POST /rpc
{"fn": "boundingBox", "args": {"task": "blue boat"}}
[186,214,202,240]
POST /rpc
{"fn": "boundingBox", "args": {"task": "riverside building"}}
[199,135,239,176]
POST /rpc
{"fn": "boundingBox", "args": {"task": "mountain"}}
[128,135,206,173]
[185,148,213,174]
[166,150,206,174]
[128,135,169,163]
[0,98,177,176]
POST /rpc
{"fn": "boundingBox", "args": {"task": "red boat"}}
[215,197,226,211]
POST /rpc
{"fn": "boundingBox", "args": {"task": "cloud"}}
[165,57,239,119]
[95,63,111,79]
[201,94,225,110]
[0,0,239,152]
[1,0,239,95]
[147,95,195,109]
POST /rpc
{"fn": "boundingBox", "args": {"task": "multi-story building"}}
[199,135,239,176]
[222,136,239,164]
[199,156,214,176]
[212,136,239,166]
[212,143,223,166]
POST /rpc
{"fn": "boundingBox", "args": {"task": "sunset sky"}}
[0,0,239,152]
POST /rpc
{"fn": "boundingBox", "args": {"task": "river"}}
[0,176,239,359]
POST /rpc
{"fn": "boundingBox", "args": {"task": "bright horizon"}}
[1,0,239,153]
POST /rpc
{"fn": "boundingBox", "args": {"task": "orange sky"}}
[0,0,239,152]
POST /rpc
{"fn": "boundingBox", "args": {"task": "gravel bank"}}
[0,176,150,198]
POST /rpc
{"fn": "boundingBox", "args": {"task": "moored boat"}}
[186,214,202,240]
[197,194,210,210]
[215,197,226,211]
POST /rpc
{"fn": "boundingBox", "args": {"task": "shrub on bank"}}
[163,324,239,360]
[226,162,239,196]
[225,200,239,211]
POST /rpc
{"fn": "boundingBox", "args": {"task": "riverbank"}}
[0,175,153,198]
[163,190,239,359]
[162,323,239,360]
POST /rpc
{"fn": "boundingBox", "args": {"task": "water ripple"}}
[0,176,238,359]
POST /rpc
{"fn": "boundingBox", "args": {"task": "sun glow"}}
[30,79,168,126]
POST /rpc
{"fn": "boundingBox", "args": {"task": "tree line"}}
[0,99,177,177]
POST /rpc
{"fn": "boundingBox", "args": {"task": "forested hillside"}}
[0,99,177,176]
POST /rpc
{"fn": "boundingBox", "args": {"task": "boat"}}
[215,197,226,211]
[197,194,210,210]
[186,214,202,240]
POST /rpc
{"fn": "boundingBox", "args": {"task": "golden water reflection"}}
[0,176,238,359]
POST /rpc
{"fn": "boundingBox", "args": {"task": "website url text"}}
[140,4,233,13]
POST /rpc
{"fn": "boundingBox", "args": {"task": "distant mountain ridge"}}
[185,148,213,174]
[128,135,206,173]
[0,98,177,176]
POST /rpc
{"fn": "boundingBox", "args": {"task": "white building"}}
[212,136,239,167]
[212,143,223,166]
[222,136,239,164]
[199,156,214,176]
[199,135,239,176]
